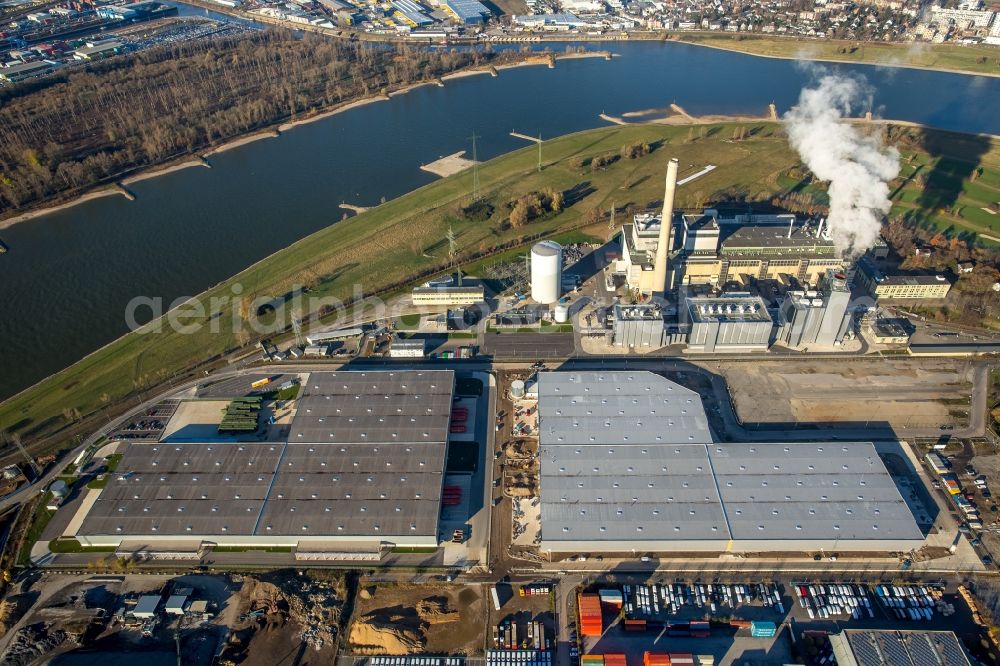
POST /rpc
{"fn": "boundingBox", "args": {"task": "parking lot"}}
[575,577,982,666]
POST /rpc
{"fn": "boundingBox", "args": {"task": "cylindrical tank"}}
[49,479,67,499]
[510,380,525,399]
[553,304,569,323]
[530,240,562,305]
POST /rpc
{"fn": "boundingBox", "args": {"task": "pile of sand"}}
[416,597,459,625]
[349,613,425,654]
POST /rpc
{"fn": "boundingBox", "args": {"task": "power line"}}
[470,131,480,201]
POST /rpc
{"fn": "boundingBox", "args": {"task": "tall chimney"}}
[787,216,794,239]
[652,158,679,300]
[816,217,825,239]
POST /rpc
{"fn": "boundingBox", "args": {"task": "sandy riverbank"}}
[120,158,209,186]
[203,129,280,156]
[0,187,129,230]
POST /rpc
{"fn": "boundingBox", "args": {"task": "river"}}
[0,40,997,400]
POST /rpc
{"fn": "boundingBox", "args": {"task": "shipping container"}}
[603,654,627,666]
[643,653,670,666]
[623,619,646,632]
[578,593,603,637]
[750,620,777,638]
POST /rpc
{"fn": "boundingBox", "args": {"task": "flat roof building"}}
[829,629,971,666]
[133,595,160,618]
[684,294,773,353]
[857,258,952,300]
[74,371,455,553]
[411,285,484,306]
[536,371,924,554]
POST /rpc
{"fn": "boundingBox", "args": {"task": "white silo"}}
[530,240,562,305]
[553,304,569,323]
[510,380,526,399]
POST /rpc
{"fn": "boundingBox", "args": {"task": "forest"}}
[0,31,518,215]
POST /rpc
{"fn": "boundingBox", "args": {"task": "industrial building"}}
[411,284,485,306]
[536,371,924,554]
[611,304,666,349]
[857,259,952,300]
[73,371,456,555]
[73,39,124,60]
[0,60,54,83]
[389,338,426,358]
[530,241,563,305]
[441,0,490,23]
[866,318,911,345]
[683,294,773,353]
[775,272,852,348]
[617,201,847,295]
[829,629,971,666]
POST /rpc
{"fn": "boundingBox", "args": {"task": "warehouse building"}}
[611,304,666,349]
[74,371,455,555]
[684,294,773,353]
[536,371,924,554]
[829,629,971,666]
[442,0,490,23]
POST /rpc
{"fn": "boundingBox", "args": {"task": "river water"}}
[0,40,997,400]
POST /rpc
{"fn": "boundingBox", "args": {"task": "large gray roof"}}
[837,630,971,666]
[537,372,712,447]
[79,370,454,541]
[536,372,923,547]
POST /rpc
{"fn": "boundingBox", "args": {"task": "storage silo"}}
[530,241,562,305]
[49,479,67,500]
[511,380,526,399]
[553,304,569,323]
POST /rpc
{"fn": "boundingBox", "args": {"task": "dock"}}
[339,203,370,215]
[510,131,543,143]
[420,150,478,178]
[0,238,7,253]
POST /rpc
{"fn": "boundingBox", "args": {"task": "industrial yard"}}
[720,359,976,431]
[349,584,486,655]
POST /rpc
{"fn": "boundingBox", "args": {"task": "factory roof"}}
[612,304,664,321]
[536,372,923,546]
[686,294,772,323]
[77,371,453,541]
[537,372,712,447]
[721,224,838,255]
[288,370,453,443]
[411,285,484,294]
[832,630,971,666]
[443,0,489,21]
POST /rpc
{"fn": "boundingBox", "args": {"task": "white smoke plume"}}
[783,73,900,257]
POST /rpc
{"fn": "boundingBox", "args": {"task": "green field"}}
[674,33,1000,77]
[2,121,998,459]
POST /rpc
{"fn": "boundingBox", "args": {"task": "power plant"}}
[651,157,679,301]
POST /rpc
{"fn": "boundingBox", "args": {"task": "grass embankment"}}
[673,33,1000,77]
[2,121,997,459]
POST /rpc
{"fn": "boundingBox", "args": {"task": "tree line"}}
[0,31,519,215]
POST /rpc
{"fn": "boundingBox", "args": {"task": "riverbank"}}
[2,120,996,459]
[672,33,1000,78]
[0,50,608,232]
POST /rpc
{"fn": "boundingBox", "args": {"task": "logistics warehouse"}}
[72,370,456,553]
[535,372,924,554]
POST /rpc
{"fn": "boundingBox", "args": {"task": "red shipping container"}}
[603,654,627,666]
[643,653,670,666]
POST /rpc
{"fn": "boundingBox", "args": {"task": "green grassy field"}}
[1,121,997,458]
[673,33,1000,77]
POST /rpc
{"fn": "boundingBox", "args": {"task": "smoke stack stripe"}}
[652,158,679,298]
